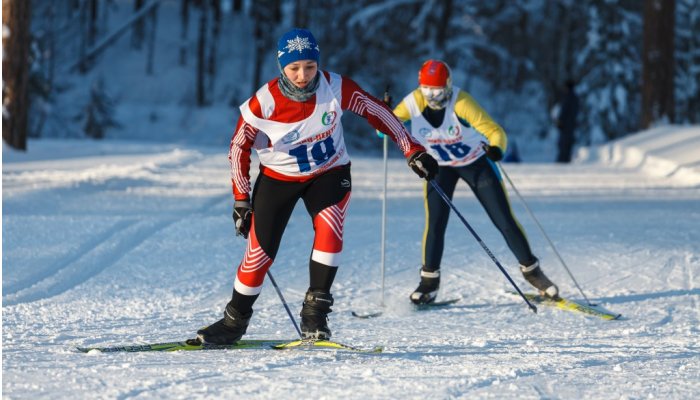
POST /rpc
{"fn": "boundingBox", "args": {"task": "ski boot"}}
[520,259,559,299]
[196,302,252,345]
[410,269,440,305]
[299,289,334,340]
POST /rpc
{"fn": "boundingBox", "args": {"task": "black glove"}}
[485,145,503,162]
[233,200,253,239]
[408,151,439,181]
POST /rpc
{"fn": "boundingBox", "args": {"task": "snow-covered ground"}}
[577,125,700,186]
[3,127,699,399]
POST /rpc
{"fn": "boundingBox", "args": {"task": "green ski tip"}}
[272,339,383,353]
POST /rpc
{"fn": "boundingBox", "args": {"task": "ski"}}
[509,292,621,320]
[272,339,383,353]
[76,338,291,353]
[77,338,382,353]
[414,298,460,310]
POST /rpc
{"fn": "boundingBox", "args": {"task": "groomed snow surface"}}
[3,127,699,399]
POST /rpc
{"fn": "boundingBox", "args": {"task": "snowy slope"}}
[577,125,700,186]
[2,129,699,399]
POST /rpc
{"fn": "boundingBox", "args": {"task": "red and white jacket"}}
[228,71,425,200]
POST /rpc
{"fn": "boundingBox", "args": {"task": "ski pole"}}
[429,180,537,313]
[380,133,388,307]
[379,86,391,307]
[497,163,594,305]
[266,271,303,338]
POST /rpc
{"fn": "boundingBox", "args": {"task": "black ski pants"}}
[229,164,351,313]
[422,155,535,270]
[251,164,351,260]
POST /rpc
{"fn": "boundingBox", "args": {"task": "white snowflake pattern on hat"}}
[285,36,315,53]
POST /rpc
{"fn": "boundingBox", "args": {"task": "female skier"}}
[196,29,438,344]
[392,59,559,305]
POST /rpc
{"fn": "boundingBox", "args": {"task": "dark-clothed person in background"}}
[556,80,579,163]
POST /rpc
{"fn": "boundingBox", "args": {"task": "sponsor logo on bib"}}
[282,130,300,144]
[447,125,461,137]
[321,111,337,126]
[419,127,433,138]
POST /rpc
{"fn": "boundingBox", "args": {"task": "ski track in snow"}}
[3,218,141,301]
[3,140,700,399]
[3,147,231,306]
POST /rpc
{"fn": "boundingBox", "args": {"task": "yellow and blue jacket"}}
[393,88,507,154]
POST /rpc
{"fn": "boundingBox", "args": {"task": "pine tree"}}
[577,0,643,141]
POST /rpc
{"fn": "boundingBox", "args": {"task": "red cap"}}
[418,60,451,87]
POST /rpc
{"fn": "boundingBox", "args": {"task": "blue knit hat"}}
[277,28,320,69]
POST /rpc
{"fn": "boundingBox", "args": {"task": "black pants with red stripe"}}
[229,164,352,313]
[251,164,352,260]
[423,155,535,270]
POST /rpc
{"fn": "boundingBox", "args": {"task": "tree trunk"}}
[251,0,280,94]
[146,4,158,74]
[132,0,145,49]
[252,27,265,95]
[79,0,88,72]
[180,0,190,66]
[435,0,453,54]
[273,0,282,23]
[2,0,32,150]
[48,2,56,90]
[88,0,99,46]
[294,0,307,27]
[556,3,572,87]
[197,2,209,106]
[641,0,675,128]
[207,0,221,93]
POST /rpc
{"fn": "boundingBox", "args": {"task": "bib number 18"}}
[430,142,471,162]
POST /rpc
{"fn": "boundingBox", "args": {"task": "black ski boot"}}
[299,289,334,340]
[196,302,252,345]
[410,269,440,305]
[521,260,559,299]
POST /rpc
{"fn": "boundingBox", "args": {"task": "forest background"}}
[3,0,699,160]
